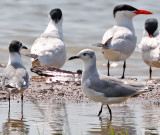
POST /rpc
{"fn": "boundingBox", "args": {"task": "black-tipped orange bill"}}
[22,46,28,49]
[133,9,153,15]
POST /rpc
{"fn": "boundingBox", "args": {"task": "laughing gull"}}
[1,40,29,110]
[31,8,66,68]
[139,18,160,79]
[69,49,150,120]
[96,4,153,78]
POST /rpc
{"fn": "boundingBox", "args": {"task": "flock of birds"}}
[1,4,159,120]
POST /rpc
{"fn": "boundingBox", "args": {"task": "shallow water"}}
[1,0,160,135]
[0,101,160,135]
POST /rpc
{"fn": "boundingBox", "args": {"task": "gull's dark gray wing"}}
[2,64,29,91]
[87,75,138,97]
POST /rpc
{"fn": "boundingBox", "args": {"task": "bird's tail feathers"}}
[5,84,15,89]
[123,80,147,89]
[92,43,104,47]
[132,86,151,97]
[22,53,39,59]
[4,84,17,92]
[0,64,6,68]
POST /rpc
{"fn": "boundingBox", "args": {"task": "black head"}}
[113,4,138,17]
[9,40,27,53]
[145,18,158,37]
[50,8,62,23]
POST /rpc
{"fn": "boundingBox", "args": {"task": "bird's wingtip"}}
[22,53,39,59]
[0,64,7,68]
[92,43,104,47]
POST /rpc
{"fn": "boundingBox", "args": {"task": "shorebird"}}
[69,49,150,120]
[96,4,153,78]
[1,40,29,111]
[31,8,66,68]
[139,18,160,79]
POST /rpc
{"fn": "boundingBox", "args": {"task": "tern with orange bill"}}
[96,4,153,78]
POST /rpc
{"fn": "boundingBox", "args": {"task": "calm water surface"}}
[0,0,160,135]
[0,101,160,135]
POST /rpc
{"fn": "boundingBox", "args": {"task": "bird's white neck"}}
[43,20,63,40]
[82,58,99,83]
[8,52,23,65]
[115,16,135,33]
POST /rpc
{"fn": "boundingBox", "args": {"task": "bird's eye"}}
[83,53,87,56]
[19,43,22,46]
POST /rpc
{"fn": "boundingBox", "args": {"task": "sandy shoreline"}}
[0,66,160,105]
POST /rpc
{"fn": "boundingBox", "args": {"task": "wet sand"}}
[0,66,160,105]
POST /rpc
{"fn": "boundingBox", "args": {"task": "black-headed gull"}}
[31,8,66,68]
[2,40,29,110]
[69,49,150,120]
[139,18,160,79]
[97,4,153,78]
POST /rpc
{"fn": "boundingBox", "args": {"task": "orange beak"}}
[133,9,153,15]
[149,35,153,38]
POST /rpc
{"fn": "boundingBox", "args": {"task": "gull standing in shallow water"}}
[2,40,29,111]
[31,8,66,68]
[96,4,153,79]
[69,49,150,120]
[139,18,160,79]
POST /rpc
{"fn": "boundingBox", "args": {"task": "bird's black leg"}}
[98,104,103,116]
[8,94,10,118]
[107,61,110,76]
[107,104,112,121]
[121,61,126,79]
[9,94,10,108]
[21,93,23,119]
[149,67,152,80]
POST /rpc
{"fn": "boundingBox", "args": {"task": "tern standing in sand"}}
[2,40,29,111]
[31,8,66,68]
[97,4,153,78]
[139,18,160,79]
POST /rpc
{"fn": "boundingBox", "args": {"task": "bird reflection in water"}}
[2,106,29,135]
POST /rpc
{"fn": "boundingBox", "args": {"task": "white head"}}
[69,49,98,79]
[69,49,96,62]
[113,4,153,23]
